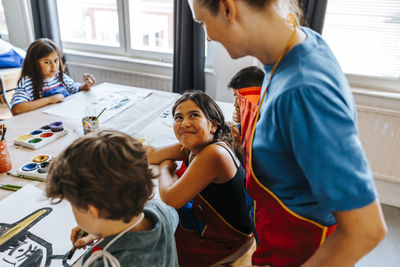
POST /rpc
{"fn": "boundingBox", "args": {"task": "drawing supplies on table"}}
[0,184,22,191]
[14,122,68,149]
[0,135,12,173]
[14,154,52,180]
[159,107,174,127]
[7,170,46,182]
[0,124,7,141]
[67,230,87,259]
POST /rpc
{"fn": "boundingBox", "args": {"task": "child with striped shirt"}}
[11,38,96,114]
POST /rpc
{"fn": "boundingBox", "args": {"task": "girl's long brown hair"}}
[19,38,65,100]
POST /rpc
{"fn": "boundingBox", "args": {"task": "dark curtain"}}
[299,0,329,34]
[30,0,62,50]
[173,0,205,93]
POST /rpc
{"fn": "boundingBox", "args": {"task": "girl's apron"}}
[243,16,337,267]
[175,161,253,267]
[236,86,261,174]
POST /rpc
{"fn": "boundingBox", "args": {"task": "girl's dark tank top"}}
[189,143,252,234]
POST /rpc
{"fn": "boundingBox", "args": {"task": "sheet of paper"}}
[43,83,152,123]
[0,185,86,267]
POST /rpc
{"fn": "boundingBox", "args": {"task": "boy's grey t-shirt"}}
[82,198,179,267]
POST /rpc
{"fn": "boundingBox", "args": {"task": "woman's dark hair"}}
[19,38,65,100]
[197,0,303,25]
[172,90,233,147]
[198,0,268,15]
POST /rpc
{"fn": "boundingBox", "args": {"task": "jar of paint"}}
[0,140,12,173]
[82,116,99,135]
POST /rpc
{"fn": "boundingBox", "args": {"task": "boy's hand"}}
[229,122,243,151]
[160,159,177,173]
[48,94,65,104]
[70,226,96,249]
[81,73,96,91]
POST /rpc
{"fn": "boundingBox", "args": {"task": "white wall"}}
[2,0,34,49]
[205,42,261,103]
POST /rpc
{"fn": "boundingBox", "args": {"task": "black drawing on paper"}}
[0,208,71,267]
[94,91,131,111]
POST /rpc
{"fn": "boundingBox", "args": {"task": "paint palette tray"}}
[16,154,52,180]
[14,122,68,149]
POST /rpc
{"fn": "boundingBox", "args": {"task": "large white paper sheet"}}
[0,185,85,267]
[43,83,152,123]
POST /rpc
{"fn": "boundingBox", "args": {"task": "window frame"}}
[346,74,400,93]
[322,0,400,93]
[59,0,174,64]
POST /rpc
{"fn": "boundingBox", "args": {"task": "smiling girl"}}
[147,91,253,266]
[11,38,96,114]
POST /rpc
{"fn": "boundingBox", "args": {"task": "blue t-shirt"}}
[252,27,377,226]
[11,73,81,108]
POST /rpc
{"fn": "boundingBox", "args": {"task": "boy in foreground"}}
[46,130,179,267]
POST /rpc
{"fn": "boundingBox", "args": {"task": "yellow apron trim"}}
[248,14,329,234]
[198,193,251,238]
[200,225,208,238]
[320,226,328,245]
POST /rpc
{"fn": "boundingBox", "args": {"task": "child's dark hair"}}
[227,66,265,90]
[46,130,156,223]
[19,38,65,100]
[172,90,233,147]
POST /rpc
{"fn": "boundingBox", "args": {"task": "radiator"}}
[357,105,400,184]
[65,62,173,92]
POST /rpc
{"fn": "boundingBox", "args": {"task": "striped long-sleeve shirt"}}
[11,73,81,108]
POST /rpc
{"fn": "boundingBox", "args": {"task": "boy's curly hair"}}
[46,130,156,223]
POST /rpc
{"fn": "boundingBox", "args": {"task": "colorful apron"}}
[244,16,337,266]
[175,161,253,267]
[236,86,261,175]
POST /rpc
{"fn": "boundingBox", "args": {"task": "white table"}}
[0,82,239,266]
[0,83,180,200]
[0,82,234,200]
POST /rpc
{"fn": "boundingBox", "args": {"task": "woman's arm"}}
[301,200,387,267]
[12,94,65,114]
[146,143,187,165]
[158,144,237,209]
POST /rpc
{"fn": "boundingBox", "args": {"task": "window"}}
[323,0,400,91]
[57,0,174,62]
[0,1,8,40]
[128,0,173,53]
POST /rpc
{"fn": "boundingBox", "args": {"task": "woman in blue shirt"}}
[189,0,387,266]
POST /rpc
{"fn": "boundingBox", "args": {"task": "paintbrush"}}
[6,171,45,182]
[1,126,7,141]
[67,230,86,259]
[0,184,22,191]
[94,107,106,121]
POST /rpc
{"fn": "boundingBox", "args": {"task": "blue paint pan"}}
[22,163,38,172]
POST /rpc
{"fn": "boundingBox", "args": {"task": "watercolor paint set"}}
[16,154,52,180]
[14,122,68,149]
